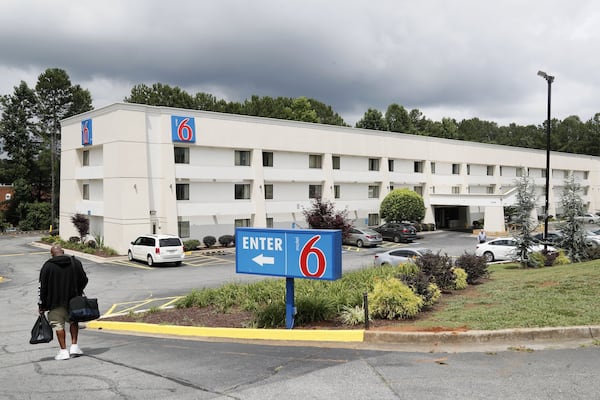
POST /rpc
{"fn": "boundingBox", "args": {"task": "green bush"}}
[454,252,489,284]
[183,239,200,251]
[203,236,217,248]
[553,250,571,265]
[370,278,423,320]
[218,235,235,247]
[585,246,600,260]
[338,305,367,326]
[254,302,286,328]
[527,251,545,268]
[453,268,468,290]
[294,294,337,325]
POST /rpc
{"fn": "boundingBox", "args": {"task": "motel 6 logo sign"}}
[235,228,342,281]
[171,115,196,143]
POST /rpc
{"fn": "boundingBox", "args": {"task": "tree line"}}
[1,68,599,230]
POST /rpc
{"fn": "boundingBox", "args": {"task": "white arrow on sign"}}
[252,253,275,266]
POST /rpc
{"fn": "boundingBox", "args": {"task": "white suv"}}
[128,234,185,266]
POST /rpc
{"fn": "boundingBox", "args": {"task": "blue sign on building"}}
[171,115,196,143]
[81,119,92,146]
[236,228,342,281]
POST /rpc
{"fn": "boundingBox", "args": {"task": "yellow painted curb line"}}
[87,320,365,342]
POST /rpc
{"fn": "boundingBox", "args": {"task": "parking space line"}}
[102,296,184,317]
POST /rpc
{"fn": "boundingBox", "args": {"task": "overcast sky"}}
[1,0,599,126]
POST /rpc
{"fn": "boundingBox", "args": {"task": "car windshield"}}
[159,238,182,247]
[362,229,379,235]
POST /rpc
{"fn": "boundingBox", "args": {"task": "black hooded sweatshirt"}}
[39,255,88,310]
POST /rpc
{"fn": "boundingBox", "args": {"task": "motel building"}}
[59,103,600,255]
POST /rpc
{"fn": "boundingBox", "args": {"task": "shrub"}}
[294,294,337,325]
[454,252,489,284]
[338,305,367,326]
[69,236,80,243]
[369,278,423,320]
[527,251,545,268]
[542,250,558,266]
[585,246,600,260]
[254,302,286,328]
[203,236,217,248]
[85,239,97,249]
[397,270,440,308]
[183,239,200,251]
[414,252,456,291]
[553,250,571,265]
[71,213,90,241]
[218,235,235,247]
[453,268,468,290]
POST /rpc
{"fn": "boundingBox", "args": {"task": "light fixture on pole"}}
[537,70,554,251]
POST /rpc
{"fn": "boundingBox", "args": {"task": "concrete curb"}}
[86,319,600,351]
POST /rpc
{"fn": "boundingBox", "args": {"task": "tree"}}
[125,83,196,109]
[379,189,425,223]
[35,68,93,228]
[512,175,539,267]
[355,108,388,131]
[71,213,90,242]
[302,197,352,240]
[558,174,588,262]
[385,104,411,133]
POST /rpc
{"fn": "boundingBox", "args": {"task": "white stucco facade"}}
[60,103,600,254]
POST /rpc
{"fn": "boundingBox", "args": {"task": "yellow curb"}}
[87,320,365,342]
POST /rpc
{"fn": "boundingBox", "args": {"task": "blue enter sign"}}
[235,228,342,281]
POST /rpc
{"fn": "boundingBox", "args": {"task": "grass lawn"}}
[410,261,600,330]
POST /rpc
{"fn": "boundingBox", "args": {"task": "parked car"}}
[343,227,383,248]
[475,237,554,262]
[373,222,417,243]
[128,234,185,266]
[585,230,600,247]
[374,248,430,266]
[531,231,563,245]
[575,213,600,224]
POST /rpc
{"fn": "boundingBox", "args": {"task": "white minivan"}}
[128,234,185,266]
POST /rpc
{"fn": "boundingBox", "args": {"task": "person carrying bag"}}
[38,245,90,360]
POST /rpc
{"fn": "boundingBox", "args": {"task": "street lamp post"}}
[537,70,554,251]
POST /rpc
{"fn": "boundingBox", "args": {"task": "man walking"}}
[38,245,88,360]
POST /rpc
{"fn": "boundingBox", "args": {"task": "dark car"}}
[373,222,417,243]
[531,232,563,245]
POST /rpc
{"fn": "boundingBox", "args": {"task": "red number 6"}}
[299,235,326,278]
[178,118,193,141]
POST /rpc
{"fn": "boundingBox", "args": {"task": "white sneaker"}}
[55,349,70,360]
[69,344,83,356]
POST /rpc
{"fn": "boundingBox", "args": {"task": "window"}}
[368,213,380,226]
[584,171,589,179]
[541,169,547,178]
[431,162,436,174]
[82,150,89,166]
[414,161,424,173]
[266,217,274,228]
[262,151,273,167]
[368,158,380,171]
[309,184,322,199]
[334,184,340,199]
[332,155,341,170]
[516,167,524,177]
[82,184,89,200]
[389,185,394,191]
[487,165,494,176]
[466,164,471,175]
[500,166,504,176]
[368,185,380,198]
[264,184,273,199]
[235,218,251,227]
[388,159,394,172]
[174,147,189,164]
[178,221,190,238]
[413,186,423,196]
[487,185,495,194]
[234,150,251,166]
[309,154,322,169]
[235,184,251,199]
[563,170,570,178]
[452,163,460,175]
[452,186,460,194]
[176,183,189,200]
[431,186,436,194]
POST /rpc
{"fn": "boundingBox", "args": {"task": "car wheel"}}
[127,250,134,261]
[483,251,494,262]
[147,255,154,266]
[393,235,400,243]
[356,239,364,248]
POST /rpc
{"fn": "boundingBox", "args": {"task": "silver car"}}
[373,248,430,266]
[344,227,383,248]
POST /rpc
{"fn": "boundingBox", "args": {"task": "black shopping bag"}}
[30,313,53,344]
[68,295,100,322]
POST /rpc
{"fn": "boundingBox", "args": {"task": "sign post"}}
[236,228,342,329]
